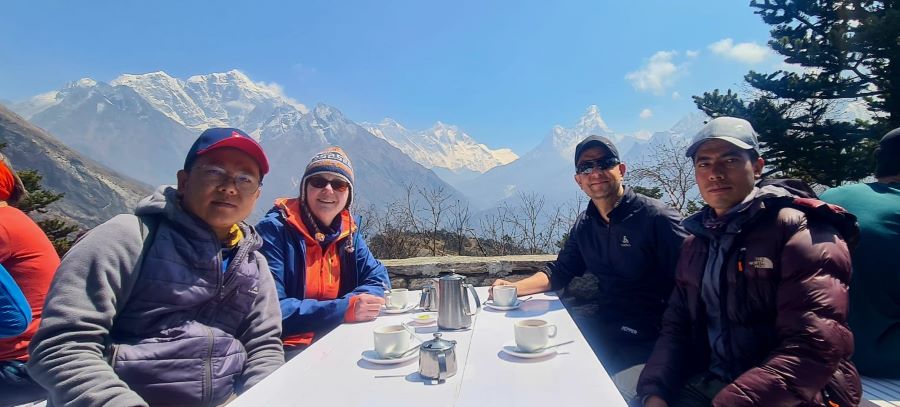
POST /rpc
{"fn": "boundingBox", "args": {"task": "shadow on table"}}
[371,371,454,386]
[496,350,561,363]
[481,298,565,318]
[357,357,417,370]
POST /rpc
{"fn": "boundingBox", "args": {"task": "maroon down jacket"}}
[637,192,861,406]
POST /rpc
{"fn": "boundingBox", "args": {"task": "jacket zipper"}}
[202,325,215,407]
[216,243,225,300]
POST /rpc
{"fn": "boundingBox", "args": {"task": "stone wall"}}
[381,255,601,306]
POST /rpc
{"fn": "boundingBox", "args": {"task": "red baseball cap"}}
[184,128,269,175]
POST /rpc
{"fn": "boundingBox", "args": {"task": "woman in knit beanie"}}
[256,146,390,355]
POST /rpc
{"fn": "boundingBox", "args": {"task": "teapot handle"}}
[463,283,481,316]
[437,351,448,381]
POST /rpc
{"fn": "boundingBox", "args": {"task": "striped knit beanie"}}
[300,146,354,210]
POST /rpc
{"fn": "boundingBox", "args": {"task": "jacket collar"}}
[274,197,354,244]
[585,186,637,224]
[135,185,261,250]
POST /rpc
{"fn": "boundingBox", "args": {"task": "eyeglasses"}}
[195,165,261,194]
[576,157,620,175]
[308,176,350,192]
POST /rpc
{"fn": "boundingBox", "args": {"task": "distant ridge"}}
[0,103,151,227]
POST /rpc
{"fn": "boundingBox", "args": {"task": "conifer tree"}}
[0,143,80,255]
[694,0,899,186]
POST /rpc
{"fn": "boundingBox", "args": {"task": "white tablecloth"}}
[230,287,627,407]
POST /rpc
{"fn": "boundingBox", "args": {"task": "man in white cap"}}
[637,117,860,406]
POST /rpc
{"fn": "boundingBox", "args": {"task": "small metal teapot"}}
[418,332,457,382]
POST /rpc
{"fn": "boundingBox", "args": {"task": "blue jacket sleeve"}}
[0,263,31,338]
[256,214,389,338]
[348,232,390,297]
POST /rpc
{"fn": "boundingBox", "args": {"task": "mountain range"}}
[457,105,707,210]
[12,71,463,219]
[11,69,708,225]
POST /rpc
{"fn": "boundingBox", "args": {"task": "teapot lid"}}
[421,332,456,351]
[439,273,463,281]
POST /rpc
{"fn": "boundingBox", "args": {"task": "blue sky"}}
[0,1,778,154]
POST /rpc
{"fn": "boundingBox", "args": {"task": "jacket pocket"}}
[731,249,777,323]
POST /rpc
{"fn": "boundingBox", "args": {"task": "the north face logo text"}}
[750,257,774,269]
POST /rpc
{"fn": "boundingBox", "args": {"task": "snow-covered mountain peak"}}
[312,103,344,122]
[378,117,405,128]
[110,70,218,129]
[187,69,252,87]
[670,111,709,134]
[67,78,98,89]
[12,90,61,119]
[576,104,612,133]
[362,119,518,173]
[113,71,175,84]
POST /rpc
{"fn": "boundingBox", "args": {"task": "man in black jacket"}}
[492,135,687,400]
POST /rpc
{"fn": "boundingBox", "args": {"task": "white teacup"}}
[514,319,557,352]
[373,325,413,358]
[493,285,518,307]
[386,288,409,310]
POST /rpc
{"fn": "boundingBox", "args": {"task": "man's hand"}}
[489,279,514,299]
[352,293,385,321]
[643,395,668,407]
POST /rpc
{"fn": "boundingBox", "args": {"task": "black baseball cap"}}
[574,135,619,164]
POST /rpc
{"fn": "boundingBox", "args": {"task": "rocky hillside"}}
[0,104,151,227]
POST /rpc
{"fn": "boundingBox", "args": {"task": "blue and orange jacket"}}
[256,198,390,347]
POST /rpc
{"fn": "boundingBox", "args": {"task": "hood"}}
[134,185,262,248]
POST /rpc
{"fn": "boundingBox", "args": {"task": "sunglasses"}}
[576,157,620,175]
[308,176,350,191]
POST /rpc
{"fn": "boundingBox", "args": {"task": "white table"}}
[230,287,626,407]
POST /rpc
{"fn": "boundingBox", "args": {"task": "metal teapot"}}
[418,332,457,382]
[436,273,481,330]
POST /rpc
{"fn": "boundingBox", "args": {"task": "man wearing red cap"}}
[29,128,284,406]
[0,152,59,406]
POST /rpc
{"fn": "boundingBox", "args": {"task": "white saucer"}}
[501,342,557,359]
[485,300,520,311]
[407,312,438,325]
[361,349,419,365]
[382,303,417,314]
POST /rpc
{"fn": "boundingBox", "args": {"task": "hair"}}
[875,146,900,178]
[0,153,29,206]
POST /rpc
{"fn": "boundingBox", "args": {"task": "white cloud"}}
[686,50,700,58]
[639,108,653,119]
[255,80,308,113]
[625,50,685,95]
[709,38,770,64]
[672,91,681,100]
